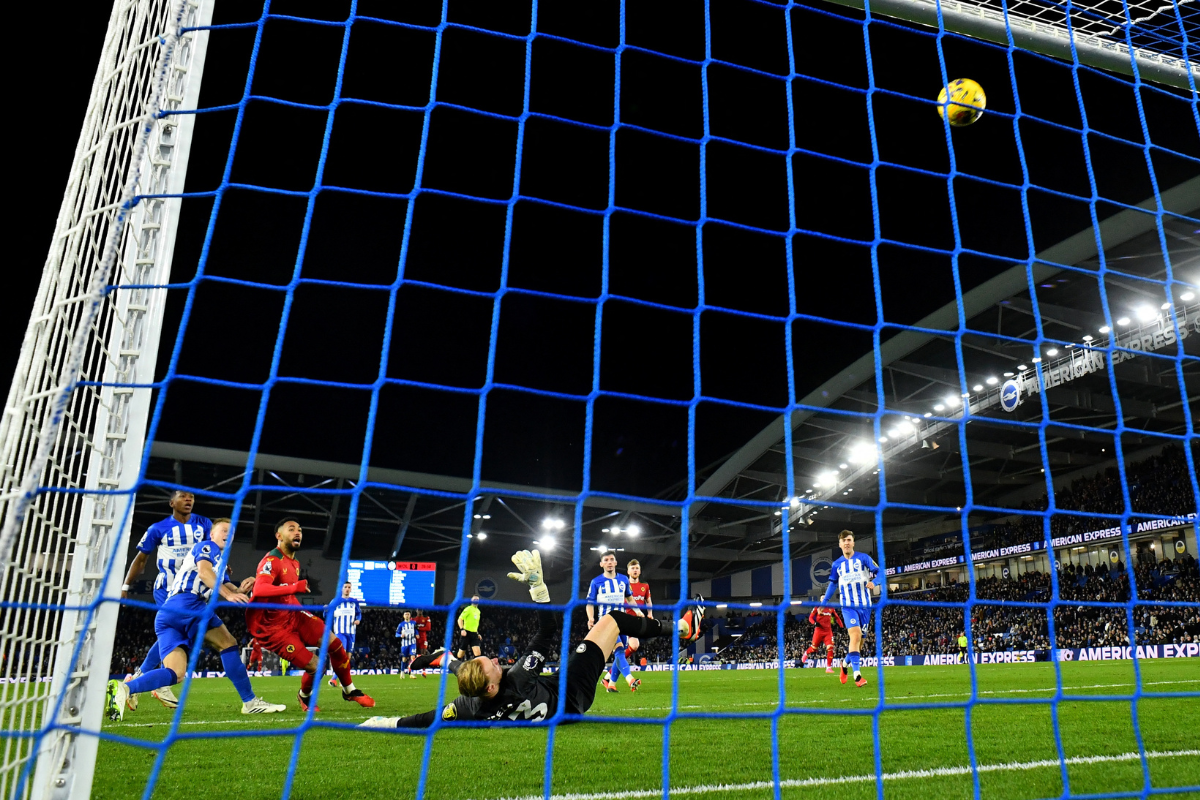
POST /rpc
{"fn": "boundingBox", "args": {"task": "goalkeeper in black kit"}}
[360,550,703,728]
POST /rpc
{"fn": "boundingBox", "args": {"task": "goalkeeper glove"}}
[508,549,550,603]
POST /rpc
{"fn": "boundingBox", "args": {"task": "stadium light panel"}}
[476,532,487,540]
[1031,357,1041,363]
[1182,292,1195,301]
[1082,335,1093,342]
[986,376,999,385]
[1046,348,1058,356]
[483,514,491,519]
[934,404,945,411]
[790,497,800,507]
[1003,372,1014,377]
[847,442,876,464]
[1017,365,1027,370]
[749,602,763,607]
[972,384,983,391]
[473,514,481,519]
[923,412,932,417]
[1117,316,1131,326]
[838,463,848,469]
[1160,302,1170,309]
[541,537,556,550]
[716,604,728,609]
[945,397,960,407]
[879,436,888,443]
[774,511,782,516]
[1099,326,1111,333]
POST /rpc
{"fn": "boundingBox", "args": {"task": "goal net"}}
[0,1,211,798]
[1,0,1197,799]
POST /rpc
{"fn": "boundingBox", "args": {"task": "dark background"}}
[8,0,1198,501]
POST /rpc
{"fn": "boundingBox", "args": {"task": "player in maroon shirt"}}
[247,518,375,711]
[804,605,843,673]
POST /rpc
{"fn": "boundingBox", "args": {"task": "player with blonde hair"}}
[360,550,704,729]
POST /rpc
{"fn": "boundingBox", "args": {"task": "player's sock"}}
[826,650,834,668]
[125,667,176,695]
[330,638,356,688]
[608,660,620,684]
[219,646,257,703]
[848,650,862,678]
[300,671,315,696]
[607,611,667,638]
[613,648,633,682]
[137,642,162,676]
[803,646,816,659]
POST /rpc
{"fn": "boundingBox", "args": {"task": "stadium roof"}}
[137,177,1200,583]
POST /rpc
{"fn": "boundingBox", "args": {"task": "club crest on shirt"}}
[286,644,295,653]
[523,654,539,670]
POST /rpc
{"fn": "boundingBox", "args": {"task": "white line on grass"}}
[110,678,1200,728]
[475,749,1200,800]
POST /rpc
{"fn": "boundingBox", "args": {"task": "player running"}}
[819,530,879,688]
[456,596,483,659]
[803,605,843,673]
[327,581,362,689]
[586,552,640,693]
[360,550,705,730]
[614,559,652,680]
[396,611,419,678]
[413,610,431,653]
[106,519,284,719]
[247,518,375,711]
[119,490,212,710]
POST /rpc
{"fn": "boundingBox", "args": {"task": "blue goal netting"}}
[15,0,1200,798]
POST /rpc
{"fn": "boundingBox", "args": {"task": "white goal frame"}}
[0,1,211,798]
[822,0,1197,90]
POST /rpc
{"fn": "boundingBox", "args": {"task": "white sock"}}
[625,673,635,686]
[854,670,861,678]
[344,681,357,693]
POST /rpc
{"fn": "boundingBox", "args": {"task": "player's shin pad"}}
[607,610,666,638]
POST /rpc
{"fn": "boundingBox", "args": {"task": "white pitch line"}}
[473,750,1200,800]
[109,678,1200,728]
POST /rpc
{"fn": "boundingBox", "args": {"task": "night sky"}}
[9,0,1198,502]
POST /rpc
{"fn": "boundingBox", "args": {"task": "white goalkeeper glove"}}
[508,549,550,603]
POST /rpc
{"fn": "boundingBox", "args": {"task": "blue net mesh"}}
[14,0,1200,798]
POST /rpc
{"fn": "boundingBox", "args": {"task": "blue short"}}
[336,633,355,653]
[400,643,416,657]
[843,607,871,630]
[153,581,169,607]
[154,595,223,659]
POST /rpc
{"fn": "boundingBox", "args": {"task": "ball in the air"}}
[938,78,986,127]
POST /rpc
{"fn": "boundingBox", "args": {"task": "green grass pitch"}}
[94,660,1199,800]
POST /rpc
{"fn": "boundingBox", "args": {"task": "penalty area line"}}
[477,749,1200,800]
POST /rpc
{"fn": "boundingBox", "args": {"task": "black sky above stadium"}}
[10,0,1198,502]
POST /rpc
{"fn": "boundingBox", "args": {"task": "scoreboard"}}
[346,561,436,607]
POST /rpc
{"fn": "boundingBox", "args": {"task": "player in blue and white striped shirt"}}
[119,490,213,710]
[819,530,879,688]
[586,552,640,692]
[396,611,418,678]
[106,518,284,719]
[328,582,362,689]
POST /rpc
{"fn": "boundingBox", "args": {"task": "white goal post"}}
[821,0,1197,90]
[0,1,211,798]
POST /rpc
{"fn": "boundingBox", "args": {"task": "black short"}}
[459,630,482,650]
[563,640,607,715]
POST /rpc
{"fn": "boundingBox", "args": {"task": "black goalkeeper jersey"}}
[399,610,560,727]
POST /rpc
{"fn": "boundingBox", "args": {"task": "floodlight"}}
[972,384,983,392]
[476,532,487,540]
[985,376,998,385]
[1116,317,1131,326]
[1182,292,1195,302]
[626,525,640,536]
[1135,306,1157,323]
[934,404,945,411]
[1045,349,1058,356]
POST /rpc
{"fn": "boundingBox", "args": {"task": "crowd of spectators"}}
[713,553,1199,662]
[889,446,1195,572]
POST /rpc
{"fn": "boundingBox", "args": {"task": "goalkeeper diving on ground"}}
[360,549,704,728]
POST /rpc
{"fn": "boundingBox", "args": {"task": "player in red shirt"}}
[804,605,843,673]
[413,610,431,654]
[248,639,263,673]
[603,559,653,691]
[247,518,375,711]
